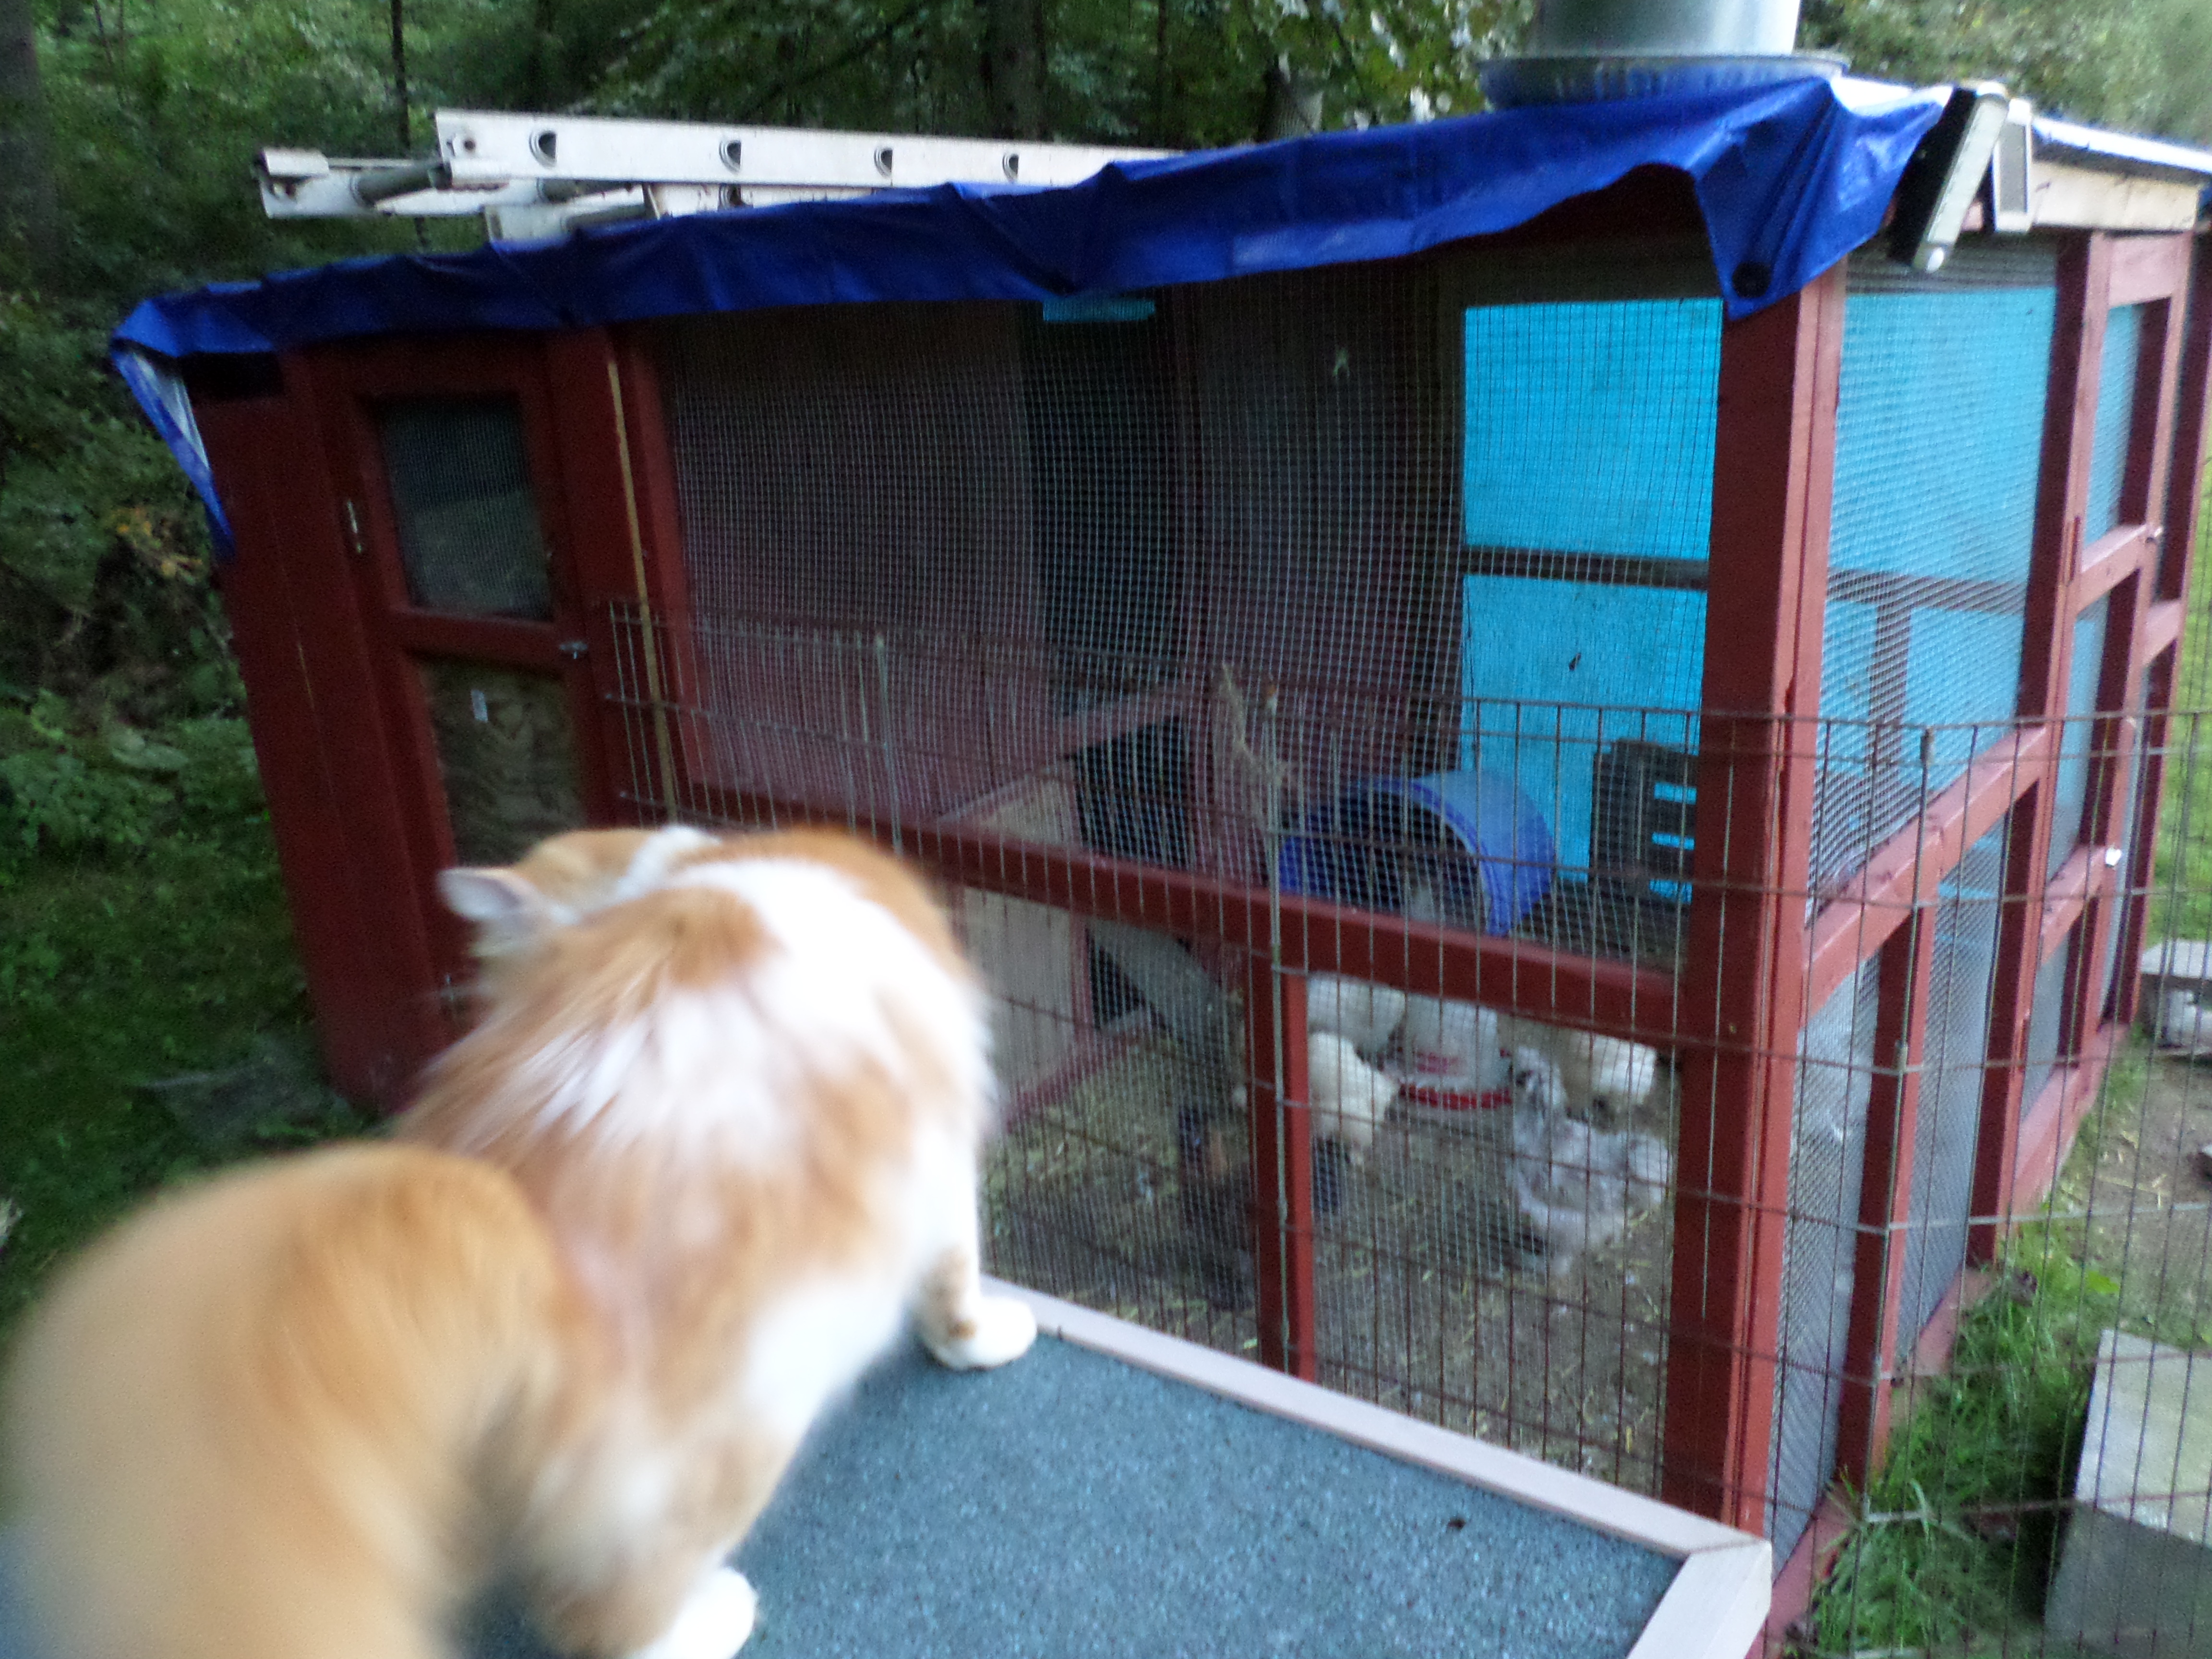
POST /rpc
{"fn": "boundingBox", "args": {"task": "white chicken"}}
[1307,1030,1399,1159]
[1307,974,1407,1058]
[1496,1015,1659,1115]
[1401,996,1507,1092]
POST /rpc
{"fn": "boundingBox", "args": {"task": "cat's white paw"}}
[925,1295,1036,1370]
[628,1566,757,1659]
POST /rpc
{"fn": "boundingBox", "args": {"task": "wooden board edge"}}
[2031,162,2203,233]
[1627,1540,1774,1659]
[986,1278,1761,1562]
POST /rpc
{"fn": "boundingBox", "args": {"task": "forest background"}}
[1,0,2211,730]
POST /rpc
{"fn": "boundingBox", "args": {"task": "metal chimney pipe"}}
[1528,0,1802,56]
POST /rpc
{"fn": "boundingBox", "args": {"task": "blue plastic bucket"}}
[1277,770,1554,934]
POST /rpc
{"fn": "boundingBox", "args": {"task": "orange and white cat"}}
[4,825,1035,1659]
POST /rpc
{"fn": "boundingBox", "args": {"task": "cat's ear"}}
[438,867,550,951]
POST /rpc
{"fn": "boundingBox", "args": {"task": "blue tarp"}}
[118,74,1946,362]
[111,74,1946,547]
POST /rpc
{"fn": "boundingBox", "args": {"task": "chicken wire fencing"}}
[605,539,2212,1637]
[575,244,2208,1654]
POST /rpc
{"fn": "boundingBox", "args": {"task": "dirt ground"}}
[982,1034,1678,1493]
[2046,1047,2212,1347]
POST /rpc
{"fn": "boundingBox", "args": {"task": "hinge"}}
[341,498,367,557]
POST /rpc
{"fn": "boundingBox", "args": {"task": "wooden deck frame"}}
[999,1279,1771,1659]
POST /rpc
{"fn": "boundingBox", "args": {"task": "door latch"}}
[558,639,589,660]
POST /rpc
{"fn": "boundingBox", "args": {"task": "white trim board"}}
[989,1278,1772,1659]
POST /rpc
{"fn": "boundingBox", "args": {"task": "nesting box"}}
[118,75,2212,1577]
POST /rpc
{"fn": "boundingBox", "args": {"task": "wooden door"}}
[307,339,618,1006]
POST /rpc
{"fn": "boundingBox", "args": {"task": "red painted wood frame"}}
[1658,270,1844,1531]
[1779,229,2205,1576]
[288,334,696,1021]
[194,369,449,1102]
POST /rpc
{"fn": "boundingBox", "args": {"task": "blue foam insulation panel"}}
[0,1337,1683,1659]
[1458,300,1718,872]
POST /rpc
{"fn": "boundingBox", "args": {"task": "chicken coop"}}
[118,72,2212,1623]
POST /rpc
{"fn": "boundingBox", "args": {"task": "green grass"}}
[2148,474,2212,939]
[1807,1039,2212,1656]
[0,714,375,1339]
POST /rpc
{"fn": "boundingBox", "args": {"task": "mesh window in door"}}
[379,399,553,619]
[418,663,584,866]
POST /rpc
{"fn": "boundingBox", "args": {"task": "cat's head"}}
[439,824,721,964]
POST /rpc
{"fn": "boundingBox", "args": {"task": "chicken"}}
[1307,974,1407,1058]
[1307,1030,1399,1158]
[1402,996,1506,1091]
[1496,1016,1659,1118]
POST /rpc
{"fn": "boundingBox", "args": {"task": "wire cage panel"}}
[1458,290,1718,962]
[1769,961,1880,1564]
[1458,584,1706,880]
[377,397,554,620]
[1894,822,2008,1352]
[1811,257,2057,891]
[2087,302,2146,544]
[2022,928,2074,1123]
[2051,596,2113,880]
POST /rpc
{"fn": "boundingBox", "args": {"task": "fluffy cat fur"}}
[4,825,1035,1659]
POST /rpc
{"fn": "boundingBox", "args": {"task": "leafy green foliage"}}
[0,705,376,1341]
[1803,0,2212,141]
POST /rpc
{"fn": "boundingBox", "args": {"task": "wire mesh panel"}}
[624,250,1727,1499]
[1811,248,2056,891]
[2086,303,2146,544]
[1894,822,2008,1351]
[1457,284,1718,965]
[1812,706,2212,1659]
[1769,960,1880,1564]
[2052,597,2114,878]
[376,397,553,619]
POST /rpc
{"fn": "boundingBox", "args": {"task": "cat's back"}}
[4,1143,573,1659]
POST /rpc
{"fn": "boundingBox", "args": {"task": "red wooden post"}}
[2068,244,2194,1050]
[197,389,441,1104]
[1834,904,1935,1488]
[2115,240,2212,1031]
[1246,960,1317,1380]
[1971,234,2112,1263]
[1661,268,1844,1529]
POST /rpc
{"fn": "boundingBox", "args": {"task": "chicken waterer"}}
[1277,771,1555,937]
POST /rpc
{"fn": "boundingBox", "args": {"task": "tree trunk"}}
[0,0,59,283]
[981,0,1046,138]
[390,0,411,152]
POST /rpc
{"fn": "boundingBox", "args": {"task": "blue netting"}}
[2086,304,2145,542]
[1461,301,1721,561]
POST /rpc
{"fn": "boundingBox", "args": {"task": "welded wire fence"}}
[602,590,2212,1658]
